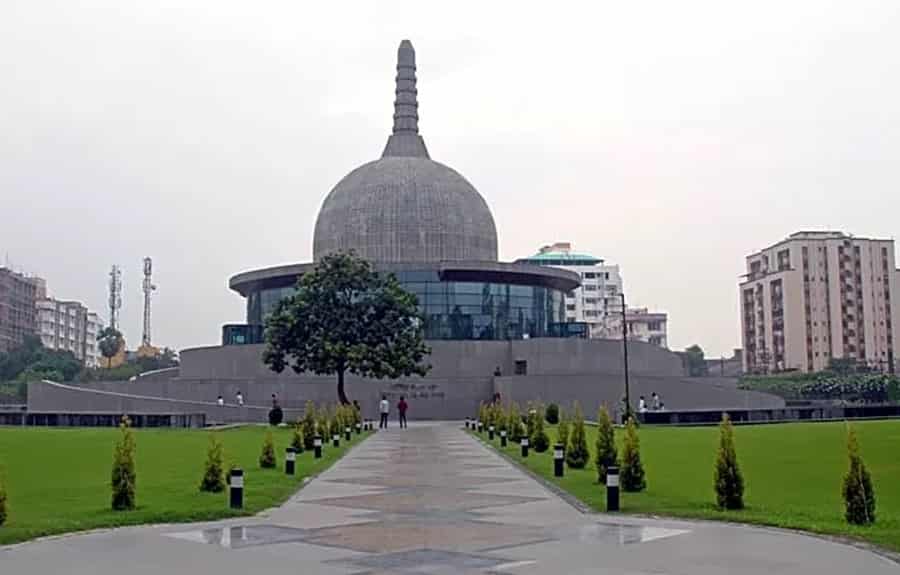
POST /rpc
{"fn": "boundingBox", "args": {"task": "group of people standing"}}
[638,392,664,413]
[214,390,411,428]
[379,395,409,428]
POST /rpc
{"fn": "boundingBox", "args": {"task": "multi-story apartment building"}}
[625,307,668,348]
[0,268,46,353]
[517,243,623,339]
[517,243,669,347]
[740,231,900,374]
[36,298,104,367]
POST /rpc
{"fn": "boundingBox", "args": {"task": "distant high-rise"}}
[516,242,622,339]
[36,298,104,367]
[740,231,900,374]
[0,268,46,352]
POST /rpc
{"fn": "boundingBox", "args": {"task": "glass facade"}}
[238,269,573,342]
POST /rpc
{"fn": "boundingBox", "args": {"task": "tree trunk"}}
[337,369,350,405]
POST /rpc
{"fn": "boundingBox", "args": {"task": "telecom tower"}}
[108,265,122,330]
[142,257,156,347]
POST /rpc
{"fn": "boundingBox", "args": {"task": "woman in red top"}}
[397,396,409,429]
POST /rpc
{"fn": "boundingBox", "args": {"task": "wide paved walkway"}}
[2,422,897,574]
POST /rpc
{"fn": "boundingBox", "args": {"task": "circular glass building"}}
[226,40,581,345]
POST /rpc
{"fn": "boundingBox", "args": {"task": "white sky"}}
[2,0,898,357]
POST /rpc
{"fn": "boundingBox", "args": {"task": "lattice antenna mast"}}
[108,265,122,331]
[142,257,156,347]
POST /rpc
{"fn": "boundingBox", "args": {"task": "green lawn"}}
[473,420,900,552]
[0,425,368,545]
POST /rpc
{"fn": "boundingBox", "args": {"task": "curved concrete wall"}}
[29,338,782,422]
[178,338,687,381]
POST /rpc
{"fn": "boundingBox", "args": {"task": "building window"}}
[583,272,596,279]
[648,321,663,331]
[584,285,597,291]
[514,360,527,376]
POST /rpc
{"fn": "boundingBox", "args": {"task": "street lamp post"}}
[620,292,631,422]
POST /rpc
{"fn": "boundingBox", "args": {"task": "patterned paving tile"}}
[305,519,550,553]
[324,475,513,489]
[165,525,308,549]
[330,548,519,575]
[310,489,544,514]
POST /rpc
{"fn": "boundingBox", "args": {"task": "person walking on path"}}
[397,396,409,428]
[379,395,390,429]
[236,391,244,406]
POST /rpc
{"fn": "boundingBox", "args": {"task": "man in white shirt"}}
[236,391,244,406]
[216,395,224,406]
[379,395,390,429]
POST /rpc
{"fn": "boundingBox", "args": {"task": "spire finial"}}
[382,40,430,158]
[393,40,418,134]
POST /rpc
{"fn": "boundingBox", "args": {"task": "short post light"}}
[314,435,323,459]
[285,447,296,475]
[606,465,620,512]
[553,443,564,477]
[229,468,244,509]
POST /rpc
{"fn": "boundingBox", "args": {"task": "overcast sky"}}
[2,1,898,357]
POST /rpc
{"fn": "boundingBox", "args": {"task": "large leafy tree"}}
[684,344,708,377]
[0,335,81,382]
[98,327,124,369]
[262,252,430,405]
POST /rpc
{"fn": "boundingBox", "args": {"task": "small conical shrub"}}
[557,408,569,450]
[329,411,342,438]
[595,405,618,483]
[497,404,509,433]
[620,417,646,492]
[259,430,277,469]
[525,405,537,439]
[545,403,560,424]
[531,408,550,453]
[0,469,7,526]
[478,402,489,428]
[714,413,744,510]
[111,416,137,510]
[843,425,876,525]
[302,401,317,450]
[316,414,329,439]
[566,403,590,469]
[508,403,523,443]
[291,423,305,454]
[200,434,226,493]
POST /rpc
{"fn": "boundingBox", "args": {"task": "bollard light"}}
[285,447,296,476]
[356,422,362,435]
[521,437,529,457]
[465,418,470,429]
[553,443,564,477]
[345,427,351,441]
[314,435,323,459]
[500,430,507,447]
[229,468,244,509]
[333,434,340,448]
[606,466,620,511]
[488,425,495,441]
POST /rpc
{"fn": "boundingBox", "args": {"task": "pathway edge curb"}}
[464,427,900,566]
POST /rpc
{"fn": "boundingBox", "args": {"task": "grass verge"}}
[0,425,368,545]
[471,419,900,552]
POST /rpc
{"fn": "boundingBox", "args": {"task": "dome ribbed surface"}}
[313,157,497,263]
